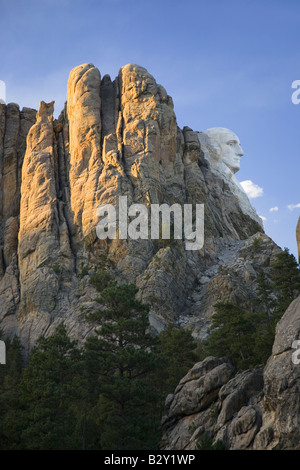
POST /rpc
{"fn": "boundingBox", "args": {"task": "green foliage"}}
[85,281,160,450]
[252,237,263,252]
[202,249,300,371]
[253,270,276,318]
[156,325,197,399]
[0,335,24,450]
[0,286,199,450]
[218,265,229,275]
[79,264,89,279]
[271,248,300,315]
[196,432,227,450]
[52,263,61,275]
[202,303,257,370]
[2,248,298,449]
[202,301,283,371]
[18,325,85,450]
[89,268,112,292]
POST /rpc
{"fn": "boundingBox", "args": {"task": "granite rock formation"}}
[254,295,300,450]
[161,293,300,450]
[2,62,299,450]
[0,64,279,351]
[160,357,263,450]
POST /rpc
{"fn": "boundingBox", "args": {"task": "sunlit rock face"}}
[198,127,263,229]
[67,63,102,247]
[0,63,279,353]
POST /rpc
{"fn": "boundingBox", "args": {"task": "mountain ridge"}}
[0,63,279,352]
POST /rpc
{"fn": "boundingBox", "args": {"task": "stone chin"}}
[223,153,241,174]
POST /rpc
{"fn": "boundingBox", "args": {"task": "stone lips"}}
[0,63,275,352]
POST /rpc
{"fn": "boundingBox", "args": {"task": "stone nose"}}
[237,144,244,156]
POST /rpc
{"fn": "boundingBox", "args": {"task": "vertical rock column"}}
[118,64,179,204]
[18,101,72,322]
[0,103,36,326]
[2,105,37,269]
[66,63,102,248]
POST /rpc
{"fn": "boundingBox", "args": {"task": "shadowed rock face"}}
[253,295,300,450]
[160,357,264,450]
[0,63,278,353]
[161,295,300,451]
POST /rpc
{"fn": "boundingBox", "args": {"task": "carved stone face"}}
[203,127,244,174]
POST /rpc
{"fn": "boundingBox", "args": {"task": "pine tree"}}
[0,334,24,449]
[248,271,278,365]
[18,325,85,450]
[271,248,300,316]
[203,303,257,370]
[85,281,160,450]
[254,270,276,319]
[155,325,197,411]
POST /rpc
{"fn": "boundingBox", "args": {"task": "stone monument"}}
[198,127,263,228]
[200,127,244,174]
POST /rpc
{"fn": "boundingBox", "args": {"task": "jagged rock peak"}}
[0,62,279,353]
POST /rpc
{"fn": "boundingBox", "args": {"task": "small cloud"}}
[240,180,264,199]
[269,206,279,212]
[288,203,300,211]
[0,80,6,104]
[259,215,267,221]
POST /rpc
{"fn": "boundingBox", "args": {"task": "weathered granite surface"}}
[161,295,300,450]
[0,64,278,353]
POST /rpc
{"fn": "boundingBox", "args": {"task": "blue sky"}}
[1,0,300,258]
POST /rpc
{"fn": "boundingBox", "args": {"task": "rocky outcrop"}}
[0,63,279,351]
[67,63,102,247]
[160,357,264,450]
[0,103,36,335]
[254,295,300,450]
[17,101,75,348]
[2,61,300,450]
[161,294,300,450]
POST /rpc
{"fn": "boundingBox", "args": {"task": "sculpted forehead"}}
[204,127,240,144]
